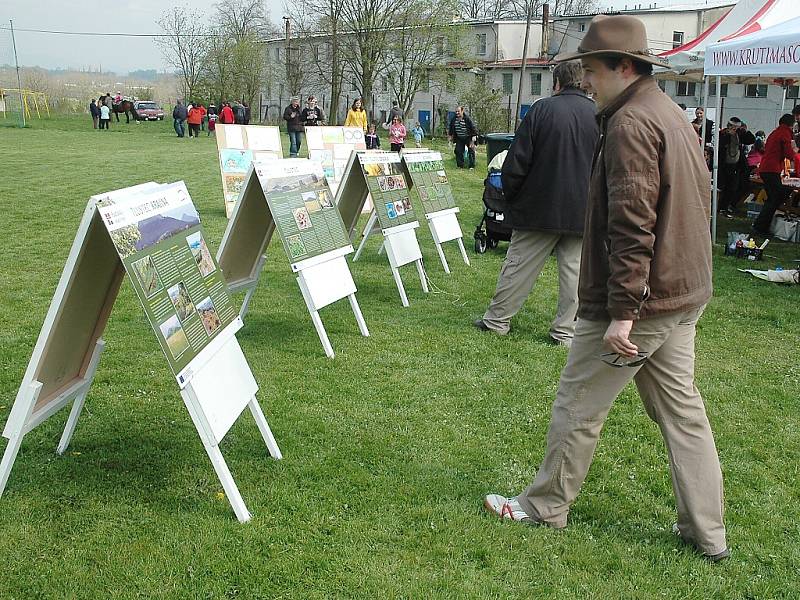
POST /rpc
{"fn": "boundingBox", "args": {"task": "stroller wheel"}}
[474,236,487,254]
[487,237,499,249]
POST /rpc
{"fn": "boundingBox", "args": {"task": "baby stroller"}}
[474,153,513,253]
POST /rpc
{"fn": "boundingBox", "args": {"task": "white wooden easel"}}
[293,247,370,358]
[426,207,470,274]
[352,210,429,307]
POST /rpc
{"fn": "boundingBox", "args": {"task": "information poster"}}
[97,182,238,377]
[216,124,283,218]
[306,127,367,194]
[403,151,457,215]
[255,160,352,264]
[358,152,417,230]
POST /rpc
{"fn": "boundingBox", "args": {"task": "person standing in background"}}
[283,97,304,157]
[345,98,368,131]
[388,115,406,151]
[752,113,797,236]
[219,102,235,125]
[99,101,111,130]
[411,122,425,147]
[89,99,99,129]
[448,106,478,169]
[301,96,325,127]
[187,103,203,138]
[172,100,187,137]
[365,123,381,149]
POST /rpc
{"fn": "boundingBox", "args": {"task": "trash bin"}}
[484,133,515,165]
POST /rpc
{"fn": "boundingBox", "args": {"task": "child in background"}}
[411,122,425,147]
[389,116,406,152]
[365,123,381,149]
[208,112,217,137]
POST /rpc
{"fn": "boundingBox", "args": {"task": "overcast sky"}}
[1,0,728,74]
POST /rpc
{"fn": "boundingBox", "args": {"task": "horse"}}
[113,99,136,123]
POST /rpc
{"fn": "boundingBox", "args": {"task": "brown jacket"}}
[578,76,712,321]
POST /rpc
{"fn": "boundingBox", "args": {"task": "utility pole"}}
[514,4,533,131]
[283,16,292,96]
[10,19,25,128]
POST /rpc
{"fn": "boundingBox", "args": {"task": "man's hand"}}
[603,319,638,357]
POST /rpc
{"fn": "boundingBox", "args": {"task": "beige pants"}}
[482,229,582,340]
[517,307,727,555]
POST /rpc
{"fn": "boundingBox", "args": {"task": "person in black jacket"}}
[474,61,599,345]
[283,97,304,157]
[301,96,325,127]
[89,99,100,129]
[448,107,478,168]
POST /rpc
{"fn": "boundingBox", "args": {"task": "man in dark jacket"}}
[172,100,187,138]
[484,15,729,563]
[283,97,304,157]
[718,116,755,214]
[474,61,598,344]
[448,107,478,168]
[89,99,100,129]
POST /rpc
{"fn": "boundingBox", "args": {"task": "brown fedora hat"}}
[553,15,669,68]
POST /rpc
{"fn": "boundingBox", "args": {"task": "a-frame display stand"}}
[336,151,429,307]
[0,184,281,523]
[401,148,470,274]
[216,160,369,358]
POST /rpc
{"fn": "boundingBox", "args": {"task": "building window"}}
[380,76,389,93]
[476,33,487,56]
[579,23,586,32]
[436,36,445,57]
[745,84,768,98]
[419,69,430,93]
[672,31,684,49]
[530,73,542,96]
[446,73,456,93]
[274,47,281,61]
[313,45,320,62]
[708,81,728,97]
[676,81,697,97]
[502,73,513,95]
[788,85,800,99]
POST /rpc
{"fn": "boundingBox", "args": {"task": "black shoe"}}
[473,318,491,331]
[673,524,730,563]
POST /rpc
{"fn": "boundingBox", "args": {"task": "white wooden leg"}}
[202,441,252,523]
[57,339,105,455]
[310,309,335,358]
[239,286,257,320]
[416,259,429,293]
[348,293,370,337]
[0,381,41,498]
[353,211,377,262]
[0,433,24,499]
[391,266,409,307]
[377,241,385,256]
[434,241,451,274]
[247,398,282,460]
[456,238,471,266]
[56,387,88,455]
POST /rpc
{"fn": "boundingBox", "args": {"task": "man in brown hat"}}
[483,14,729,561]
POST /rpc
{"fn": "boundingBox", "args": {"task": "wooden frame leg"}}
[57,339,105,455]
[416,259,429,293]
[434,241,451,274]
[247,398,282,460]
[391,266,409,307]
[309,308,335,359]
[239,286,257,320]
[348,293,370,337]
[456,238,471,266]
[353,211,378,262]
[0,381,42,498]
[202,441,252,523]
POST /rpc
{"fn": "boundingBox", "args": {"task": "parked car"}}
[133,101,165,121]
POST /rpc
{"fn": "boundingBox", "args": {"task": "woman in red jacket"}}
[753,113,797,235]
[219,102,235,125]
[187,103,203,138]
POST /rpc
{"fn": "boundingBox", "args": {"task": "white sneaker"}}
[483,494,534,522]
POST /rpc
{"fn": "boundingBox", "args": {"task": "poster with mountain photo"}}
[97,181,238,379]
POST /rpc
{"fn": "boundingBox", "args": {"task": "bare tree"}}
[385,0,465,117]
[155,8,209,101]
[339,0,404,122]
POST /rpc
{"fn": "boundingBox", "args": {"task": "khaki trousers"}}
[517,307,727,555]
[482,229,582,340]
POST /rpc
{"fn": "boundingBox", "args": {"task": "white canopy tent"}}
[704,15,800,241]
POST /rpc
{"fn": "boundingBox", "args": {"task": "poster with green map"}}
[97,181,238,382]
[402,151,457,215]
[358,152,418,230]
[254,160,352,264]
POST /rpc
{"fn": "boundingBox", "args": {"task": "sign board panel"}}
[401,151,457,215]
[215,124,282,217]
[255,160,352,266]
[97,182,238,381]
[357,152,418,230]
[305,126,367,194]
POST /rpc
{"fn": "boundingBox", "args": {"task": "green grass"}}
[0,114,798,599]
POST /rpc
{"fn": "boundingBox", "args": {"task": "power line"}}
[0,26,223,38]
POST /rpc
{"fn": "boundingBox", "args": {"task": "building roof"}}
[553,2,734,20]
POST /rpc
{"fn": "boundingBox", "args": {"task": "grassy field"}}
[0,114,798,599]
